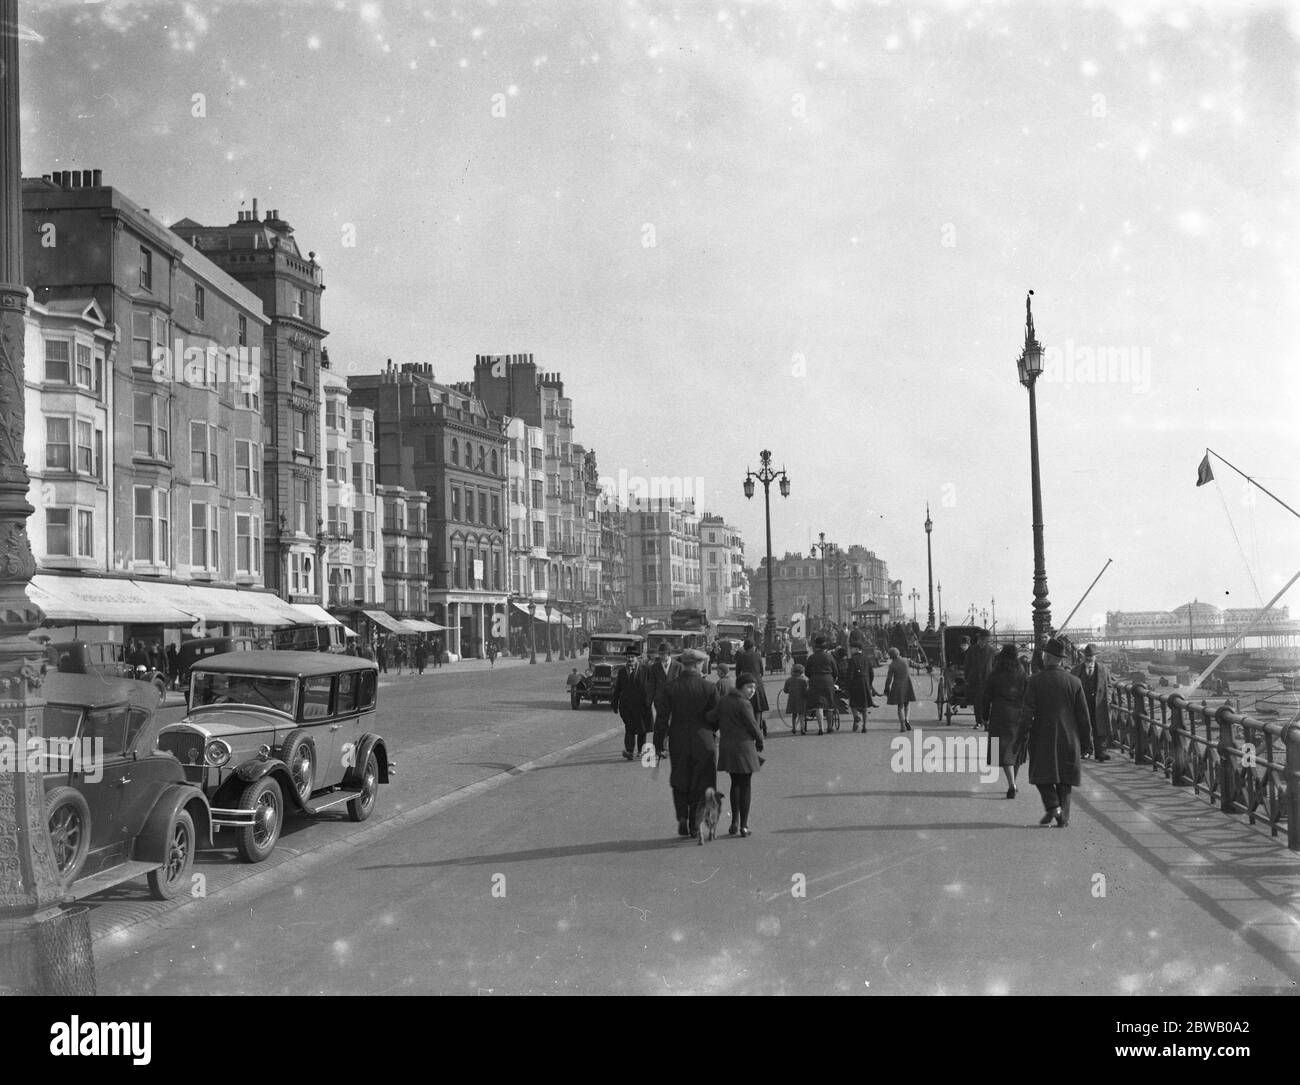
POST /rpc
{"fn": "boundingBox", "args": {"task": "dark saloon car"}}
[156,652,394,863]
[41,674,212,901]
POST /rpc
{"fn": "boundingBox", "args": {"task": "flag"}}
[1196,453,1214,487]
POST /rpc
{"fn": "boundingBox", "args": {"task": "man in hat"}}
[1071,644,1112,761]
[964,628,996,730]
[1023,637,1094,827]
[612,645,652,761]
[653,648,721,837]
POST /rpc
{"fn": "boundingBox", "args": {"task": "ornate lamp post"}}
[527,593,539,665]
[924,505,936,631]
[991,597,996,636]
[743,450,790,658]
[908,588,920,623]
[830,547,846,628]
[810,533,832,627]
[937,581,944,628]
[1017,290,1053,649]
[0,0,90,994]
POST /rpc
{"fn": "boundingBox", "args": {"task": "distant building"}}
[751,545,897,628]
[626,497,702,626]
[699,512,749,619]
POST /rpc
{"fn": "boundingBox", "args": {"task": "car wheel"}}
[45,787,91,885]
[235,777,283,863]
[278,730,316,804]
[347,752,379,823]
[147,808,195,900]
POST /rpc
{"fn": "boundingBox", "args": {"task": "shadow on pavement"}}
[773,822,1034,833]
[784,790,994,800]
[358,836,689,870]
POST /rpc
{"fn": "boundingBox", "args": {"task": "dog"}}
[697,787,724,845]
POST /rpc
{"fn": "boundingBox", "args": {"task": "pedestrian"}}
[415,641,428,676]
[1070,644,1112,762]
[978,643,1028,798]
[804,635,839,736]
[964,628,995,730]
[709,672,764,837]
[845,644,875,732]
[613,645,651,761]
[433,637,442,667]
[566,666,582,698]
[644,641,682,726]
[709,662,734,698]
[849,621,865,652]
[393,641,404,676]
[734,639,769,738]
[652,648,721,839]
[1023,637,1093,827]
[166,643,180,688]
[376,639,388,674]
[129,639,149,673]
[487,639,498,668]
[882,646,915,732]
[782,663,809,734]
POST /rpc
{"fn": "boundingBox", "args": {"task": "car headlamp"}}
[204,738,232,767]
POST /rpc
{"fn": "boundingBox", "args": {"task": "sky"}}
[16,0,1300,633]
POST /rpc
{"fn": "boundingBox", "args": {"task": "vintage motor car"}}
[642,628,710,668]
[156,652,393,863]
[571,633,646,709]
[176,635,260,694]
[41,674,212,901]
[43,639,169,707]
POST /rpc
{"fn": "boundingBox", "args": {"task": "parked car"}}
[176,636,259,695]
[41,674,212,901]
[571,633,645,709]
[156,652,394,863]
[642,628,710,668]
[43,639,169,707]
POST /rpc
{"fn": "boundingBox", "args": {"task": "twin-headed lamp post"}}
[743,450,790,658]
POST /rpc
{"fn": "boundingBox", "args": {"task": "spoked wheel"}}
[147,808,196,900]
[235,777,283,863]
[279,730,316,804]
[45,787,91,885]
[347,752,379,822]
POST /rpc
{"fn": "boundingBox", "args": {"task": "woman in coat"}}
[882,647,915,732]
[804,636,839,736]
[978,643,1027,798]
[734,639,769,738]
[709,672,764,836]
[845,646,875,732]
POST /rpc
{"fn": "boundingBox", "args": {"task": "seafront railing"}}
[1108,681,1300,852]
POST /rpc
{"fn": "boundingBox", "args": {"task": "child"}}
[783,664,809,736]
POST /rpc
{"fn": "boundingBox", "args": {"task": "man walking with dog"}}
[653,648,721,839]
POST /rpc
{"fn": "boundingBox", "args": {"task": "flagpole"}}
[1204,448,1300,521]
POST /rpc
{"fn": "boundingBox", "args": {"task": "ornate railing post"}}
[1168,694,1189,785]
[1215,705,1236,815]
[1284,721,1300,853]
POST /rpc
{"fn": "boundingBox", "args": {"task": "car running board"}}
[59,860,160,903]
[303,788,363,814]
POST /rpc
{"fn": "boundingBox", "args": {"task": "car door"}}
[331,671,368,783]
[298,675,339,786]
[77,706,135,873]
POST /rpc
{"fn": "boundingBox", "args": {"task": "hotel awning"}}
[400,618,446,632]
[27,575,195,625]
[362,609,408,633]
[511,601,566,624]
[289,603,343,626]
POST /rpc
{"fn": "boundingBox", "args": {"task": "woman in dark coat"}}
[845,646,875,732]
[734,639,769,737]
[882,647,915,732]
[978,643,1027,798]
[709,673,764,836]
[804,636,839,736]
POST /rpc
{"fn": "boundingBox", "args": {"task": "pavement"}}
[80,661,1300,995]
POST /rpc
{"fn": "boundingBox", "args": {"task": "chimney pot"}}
[68,171,80,188]
[252,198,258,220]
[92,169,102,186]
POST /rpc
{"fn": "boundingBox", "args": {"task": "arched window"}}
[450,439,459,465]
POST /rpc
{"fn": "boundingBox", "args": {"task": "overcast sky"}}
[18,0,1300,631]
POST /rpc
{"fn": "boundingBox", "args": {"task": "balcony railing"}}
[1109,679,1300,852]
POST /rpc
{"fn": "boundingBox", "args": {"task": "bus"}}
[670,608,709,631]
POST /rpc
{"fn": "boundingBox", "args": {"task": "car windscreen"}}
[590,639,637,657]
[191,672,296,715]
[43,705,83,742]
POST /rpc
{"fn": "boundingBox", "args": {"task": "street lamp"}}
[908,588,920,623]
[924,505,936,631]
[743,450,791,658]
[937,581,944,628]
[811,532,832,627]
[830,546,846,627]
[991,596,997,636]
[1017,290,1053,649]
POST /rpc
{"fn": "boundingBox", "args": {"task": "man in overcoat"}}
[1024,637,1094,827]
[644,640,682,741]
[612,645,652,761]
[653,649,720,838]
[1071,644,1112,761]
[964,628,995,730]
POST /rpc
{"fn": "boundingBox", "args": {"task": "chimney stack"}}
[252,198,258,220]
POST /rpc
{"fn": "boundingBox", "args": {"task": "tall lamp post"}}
[743,450,790,658]
[924,505,936,631]
[1017,290,1053,648]
[991,596,997,637]
[0,0,89,994]
[811,532,832,627]
[937,581,944,628]
[908,588,920,623]
[830,547,846,627]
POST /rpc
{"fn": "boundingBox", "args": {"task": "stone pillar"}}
[0,0,83,994]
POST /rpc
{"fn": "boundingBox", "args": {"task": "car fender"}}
[348,733,392,785]
[133,785,214,863]
[217,759,308,812]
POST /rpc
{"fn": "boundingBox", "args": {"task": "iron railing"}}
[1109,680,1299,851]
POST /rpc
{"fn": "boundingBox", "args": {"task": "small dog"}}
[697,788,724,845]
